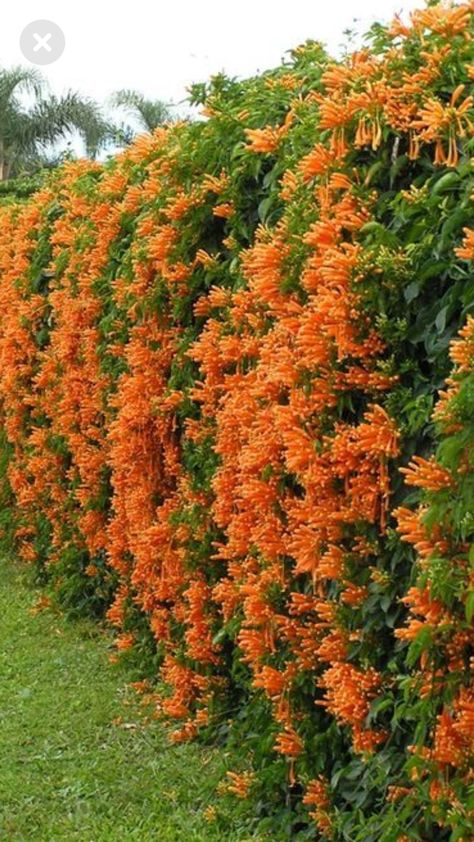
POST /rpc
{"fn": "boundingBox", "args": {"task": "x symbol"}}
[33,32,52,52]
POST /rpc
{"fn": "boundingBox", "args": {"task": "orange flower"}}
[245,121,290,153]
[274,725,304,758]
[225,770,255,798]
[116,633,135,651]
[316,663,384,752]
[213,202,234,219]
[412,4,472,37]
[303,777,333,834]
[413,86,474,167]
[400,455,453,491]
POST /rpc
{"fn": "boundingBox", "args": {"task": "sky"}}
[2,0,425,109]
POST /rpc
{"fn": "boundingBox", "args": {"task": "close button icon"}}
[20,20,65,66]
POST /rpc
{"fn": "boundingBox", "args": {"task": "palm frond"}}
[0,66,45,112]
[111,89,172,132]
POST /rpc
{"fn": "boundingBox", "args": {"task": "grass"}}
[0,561,261,841]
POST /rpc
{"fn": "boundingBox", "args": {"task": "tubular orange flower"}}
[413,86,474,167]
[226,770,255,798]
[401,456,453,491]
[3,11,474,837]
[245,119,292,153]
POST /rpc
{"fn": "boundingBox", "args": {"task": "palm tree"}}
[0,66,115,180]
[110,89,172,135]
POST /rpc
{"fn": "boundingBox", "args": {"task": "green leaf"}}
[404,281,420,304]
[364,160,384,186]
[465,591,474,623]
[435,305,448,334]
[431,171,460,195]
[258,196,273,223]
[407,626,432,667]
[419,260,449,282]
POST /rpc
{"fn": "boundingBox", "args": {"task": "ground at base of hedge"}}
[0,561,262,842]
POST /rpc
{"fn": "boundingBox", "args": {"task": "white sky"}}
[3,0,424,108]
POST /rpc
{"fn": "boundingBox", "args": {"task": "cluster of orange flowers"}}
[1,2,474,836]
[394,226,474,827]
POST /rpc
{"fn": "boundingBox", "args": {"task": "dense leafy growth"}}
[1,3,474,839]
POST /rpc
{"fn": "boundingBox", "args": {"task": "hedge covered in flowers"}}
[2,3,474,839]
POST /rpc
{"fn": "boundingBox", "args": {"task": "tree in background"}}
[0,66,115,180]
[111,88,173,136]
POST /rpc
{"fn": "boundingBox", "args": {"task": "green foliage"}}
[3,10,474,842]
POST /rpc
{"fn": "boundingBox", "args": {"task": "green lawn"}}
[0,562,257,841]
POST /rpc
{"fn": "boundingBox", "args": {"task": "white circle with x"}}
[20,20,66,66]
